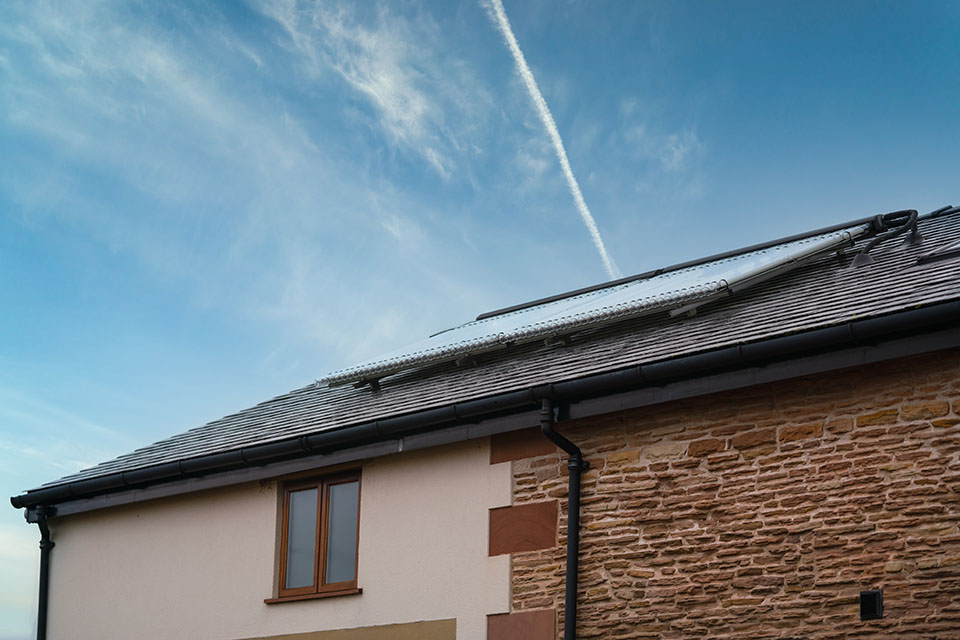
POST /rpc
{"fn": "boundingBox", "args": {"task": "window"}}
[274,471,361,601]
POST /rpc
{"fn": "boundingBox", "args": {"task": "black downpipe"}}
[540,398,588,640]
[35,505,55,640]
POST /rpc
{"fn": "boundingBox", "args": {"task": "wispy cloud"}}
[1,1,630,380]
[255,1,491,179]
[661,131,702,171]
[482,0,621,280]
[626,125,705,172]
[0,387,122,441]
[382,213,426,247]
[0,386,134,479]
[0,1,492,370]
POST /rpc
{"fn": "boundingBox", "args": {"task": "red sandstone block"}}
[779,422,823,443]
[932,417,960,428]
[686,438,724,457]
[857,409,900,426]
[731,428,777,450]
[489,501,558,556]
[901,401,951,420]
[743,445,776,460]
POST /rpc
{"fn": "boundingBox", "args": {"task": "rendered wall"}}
[45,439,512,640]
[509,350,960,638]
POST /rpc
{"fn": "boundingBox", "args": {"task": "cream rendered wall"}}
[46,438,513,640]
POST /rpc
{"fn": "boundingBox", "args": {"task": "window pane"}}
[285,488,318,589]
[324,480,359,584]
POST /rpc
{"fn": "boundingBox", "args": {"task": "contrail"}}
[484,0,621,280]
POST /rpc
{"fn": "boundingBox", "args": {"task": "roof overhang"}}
[13,299,960,519]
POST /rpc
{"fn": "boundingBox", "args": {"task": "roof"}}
[23,207,960,494]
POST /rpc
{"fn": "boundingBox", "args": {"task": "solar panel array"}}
[322,224,870,385]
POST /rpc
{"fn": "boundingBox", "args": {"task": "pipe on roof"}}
[851,209,920,267]
[10,299,960,511]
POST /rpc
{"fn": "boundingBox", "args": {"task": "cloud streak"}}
[0,2,444,365]
[255,1,493,180]
[483,0,621,280]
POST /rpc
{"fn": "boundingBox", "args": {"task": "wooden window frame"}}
[273,470,362,602]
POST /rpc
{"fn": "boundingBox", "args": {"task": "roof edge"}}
[12,298,960,512]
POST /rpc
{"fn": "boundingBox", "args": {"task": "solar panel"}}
[322,224,870,385]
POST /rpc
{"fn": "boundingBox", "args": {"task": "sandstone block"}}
[901,401,950,420]
[779,422,823,443]
[732,428,777,450]
[641,441,686,460]
[857,409,899,426]
[605,450,639,465]
[826,418,855,434]
[687,438,724,457]
[742,445,777,460]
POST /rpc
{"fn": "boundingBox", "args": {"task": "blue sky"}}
[1,0,958,636]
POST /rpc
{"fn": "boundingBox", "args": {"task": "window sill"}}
[264,587,362,605]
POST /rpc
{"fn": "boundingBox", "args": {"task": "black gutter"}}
[540,398,587,640]
[35,505,55,640]
[476,205,952,321]
[10,298,960,511]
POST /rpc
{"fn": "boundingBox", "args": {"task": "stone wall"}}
[510,350,960,639]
